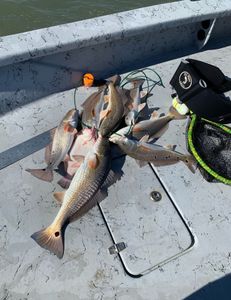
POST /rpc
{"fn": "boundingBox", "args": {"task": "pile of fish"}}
[26,75,196,259]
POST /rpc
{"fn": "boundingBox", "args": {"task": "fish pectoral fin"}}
[139,134,150,143]
[88,153,99,169]
[150,111,159,120]
[64,124,77,133]
[138,103,146,112]
[135,159,148,168]
[104,95,110,103]
[53,191,65,204]
[57,177,72,190]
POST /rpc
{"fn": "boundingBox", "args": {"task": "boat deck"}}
[1,45,231,299]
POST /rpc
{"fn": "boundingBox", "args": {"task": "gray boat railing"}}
[0,0,231,116]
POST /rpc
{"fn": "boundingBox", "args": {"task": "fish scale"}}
[62,160,109,220]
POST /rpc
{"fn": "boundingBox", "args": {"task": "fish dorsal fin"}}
[139,134,149,143]
[138,103,146,112]
[151,111,159,120]
[88,153,99,169]
[53,191,65,204]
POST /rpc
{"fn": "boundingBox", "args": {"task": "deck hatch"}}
[99,157,196,277]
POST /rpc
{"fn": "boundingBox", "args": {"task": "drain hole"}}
[197,29,206,41]
[201,20,211,30]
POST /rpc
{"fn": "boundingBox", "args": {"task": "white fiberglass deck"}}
[1,44,231,299]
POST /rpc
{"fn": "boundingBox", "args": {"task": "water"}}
[0,0,174,36]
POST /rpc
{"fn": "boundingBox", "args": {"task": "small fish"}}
[26,109,78,182]
[31,135,111,258]
[99,82,124,137]
[81,87,106,129]
[125,79,147,126]
[132,106,186,140]
[109,135,196,173]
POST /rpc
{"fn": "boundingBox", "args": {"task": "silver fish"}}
[132,106,186,140]
[99,82,124,137]
[26,109,78,182]
[125,79,147,126]
[109,135,196,173]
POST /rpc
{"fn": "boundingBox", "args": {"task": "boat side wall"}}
[0,0,231,114]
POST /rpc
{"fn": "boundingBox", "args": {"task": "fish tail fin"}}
[31,224,64,259]
[107,74,121,85]
[168,106,187,120]
[183,155,197,174]
[26,168,53,182]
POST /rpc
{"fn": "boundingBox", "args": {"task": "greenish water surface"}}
[0,0,174,36]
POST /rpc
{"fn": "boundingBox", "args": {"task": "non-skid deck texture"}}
[1,46,231,299]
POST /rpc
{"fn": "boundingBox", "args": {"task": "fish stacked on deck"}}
[26,74,196,258]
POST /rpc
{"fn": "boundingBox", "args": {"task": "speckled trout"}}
[132,106,186,140]
[109,135,195,173]
[99,81,124,137]
[31,135,111,258]
[125,79,147,126]
[26,109,78,182]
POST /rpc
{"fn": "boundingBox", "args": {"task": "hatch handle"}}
[108,242,127,255]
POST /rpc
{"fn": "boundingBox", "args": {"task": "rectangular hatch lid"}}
[99,157,196,277]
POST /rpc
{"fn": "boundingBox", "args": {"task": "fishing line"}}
[120,67,164,103]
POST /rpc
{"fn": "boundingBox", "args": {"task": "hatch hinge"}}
[108,242,127,255]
